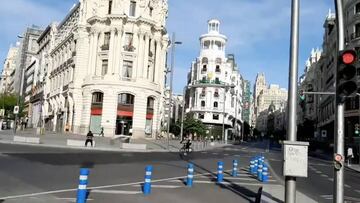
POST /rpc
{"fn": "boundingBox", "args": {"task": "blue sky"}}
[0,0,334,94]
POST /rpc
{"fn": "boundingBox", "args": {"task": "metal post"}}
[180,88,185,140]
[285,0,299,202]
[222,87,226,144]
[234,97,238,142]
[166,33,176,151]
[334,1,345,202]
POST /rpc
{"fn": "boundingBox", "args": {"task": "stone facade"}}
[186,19,244,140]
[0,46,18,94]
[29,0,169,138]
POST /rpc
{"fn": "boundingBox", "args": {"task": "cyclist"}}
[180,135,192,154]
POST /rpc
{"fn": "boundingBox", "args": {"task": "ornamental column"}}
[154,38,161,83]
[137,31,145,79]
[143,34,150,79]
[108,28,116,75]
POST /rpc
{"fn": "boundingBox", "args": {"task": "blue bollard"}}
[76,168,89,203]
[257,164,263,181]
[217,161,224,183]
[187,163,194,187]
[143,165,152,195]
[253,160,258,175]
[249,160,255,174]
[232,160,238,177]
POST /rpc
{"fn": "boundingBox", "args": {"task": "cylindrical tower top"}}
[208,19,220,34]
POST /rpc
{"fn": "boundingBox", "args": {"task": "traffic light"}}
[337,50,357,102]
[355,123,359,135]
[334,154,343,170]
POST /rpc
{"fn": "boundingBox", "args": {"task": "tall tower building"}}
[186,19,244,140]
[253,73,266,118]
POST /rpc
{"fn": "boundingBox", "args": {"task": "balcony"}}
[201,69,207,74]
[123,45,135,52]
[101,44,109,51]
[190,79,227,88]
[350,32,360,41]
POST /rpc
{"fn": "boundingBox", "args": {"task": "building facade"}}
[242,80,252,124]
[186,19,244,140]
[0,46,19,94]
[29,0,169,138]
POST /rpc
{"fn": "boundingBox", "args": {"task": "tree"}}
[170,121,181,137]
[183,117,207,140]
[0,94,23,119]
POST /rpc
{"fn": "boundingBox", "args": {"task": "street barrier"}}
[217,161,224,183]
[121,143,146,150]
[253,159,259,175]
[187,163,194,187]
[67,139,96,147]
[250,160,255,174]
[232,160,238,177]
[76,168,89,203]
[257,163,263,181]
[13,136,40,144]
[262,165,269,183]
[143,165,152,195]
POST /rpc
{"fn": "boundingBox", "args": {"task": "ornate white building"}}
[31,0,169,138]
[186,19,244,140]
[0,46,18,94]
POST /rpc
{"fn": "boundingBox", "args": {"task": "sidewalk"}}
[0,129,229,152]
[261,185,317,203]
[347,163,360,172]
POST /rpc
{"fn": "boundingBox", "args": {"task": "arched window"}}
[202,57,208,64]
[203,41,210,49]
[116,93,135,135]
[214,102,218,108]
[145,97,155,135]
[90,92,104,134]
[215,65,220,73]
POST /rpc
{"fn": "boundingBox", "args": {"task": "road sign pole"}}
[285,0,299,202]
[334,0,345,202]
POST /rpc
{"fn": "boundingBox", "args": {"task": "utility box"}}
[283,141,309,177]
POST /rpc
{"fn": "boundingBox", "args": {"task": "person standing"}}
[85,131,94,147]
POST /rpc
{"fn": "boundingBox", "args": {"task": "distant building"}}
[0,46,19,94]
[186,19,244,140]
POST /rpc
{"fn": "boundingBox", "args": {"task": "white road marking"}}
[234,154,240,157]
[344,184,351,188]
[321,174,328,178]
[0,170,231,200]
[355,189,360,194]
[212,153,218,155]
[224,154,229,156]
[131,185,182,189]
[169,180,280,186]
[315,171,322,174]
[91,190,142,194]
[327,178,334,181]
[320,195,332,200]
[201,152,207,154]
[56,197,94,202]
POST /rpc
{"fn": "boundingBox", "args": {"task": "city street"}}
[0,141,359,202]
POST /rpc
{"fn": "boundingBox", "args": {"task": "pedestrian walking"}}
[85,131,94,147]
[99,127,104,137]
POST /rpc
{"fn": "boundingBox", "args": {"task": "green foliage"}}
[0,94,24,118]
[170,121,181,137]
[183,117,207,139]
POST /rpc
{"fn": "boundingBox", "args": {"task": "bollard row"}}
[249,155,269,183]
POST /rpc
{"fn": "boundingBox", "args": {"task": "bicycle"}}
[179,144,193,156]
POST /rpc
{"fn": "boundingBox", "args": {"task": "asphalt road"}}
[0,142,359,203]
[250,141,360,203]
[0,142,277,203]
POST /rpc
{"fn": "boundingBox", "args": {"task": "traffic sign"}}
[13,106,19,114]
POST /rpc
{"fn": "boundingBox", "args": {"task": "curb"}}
[345,165,360,173]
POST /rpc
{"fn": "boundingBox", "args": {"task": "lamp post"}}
[222,85,235,144]
[14,34,25,134]
[166,33,182,151]
[180,87,186,141]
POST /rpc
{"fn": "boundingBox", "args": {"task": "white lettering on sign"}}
[284,144,308,177]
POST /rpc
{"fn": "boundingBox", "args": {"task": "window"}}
[214,89,219,97]
[202,57,208,64]
[101,60,108,76]
[201,101,205,107]
[356,3,360,14]
[149,7,153,16]
[215,65,220,73]
[231,97,235,107]
[119,93,134,105]
[108,0,113,14]
[200,88,206,97]
[213,114,219,120]
[102,32,110,50]
[202,65,207,72]
[122,60,133,78]
[92,92,103,103]
[129,1,136,17]
[199,113,204,119]
[147,97,155,109]
[214,102,218,108]
[124,33,134,52]
[215,77,220,84]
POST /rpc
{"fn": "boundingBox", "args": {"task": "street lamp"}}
[14,34,25,134]
[222,84,235,144]
[166,33,182,151]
